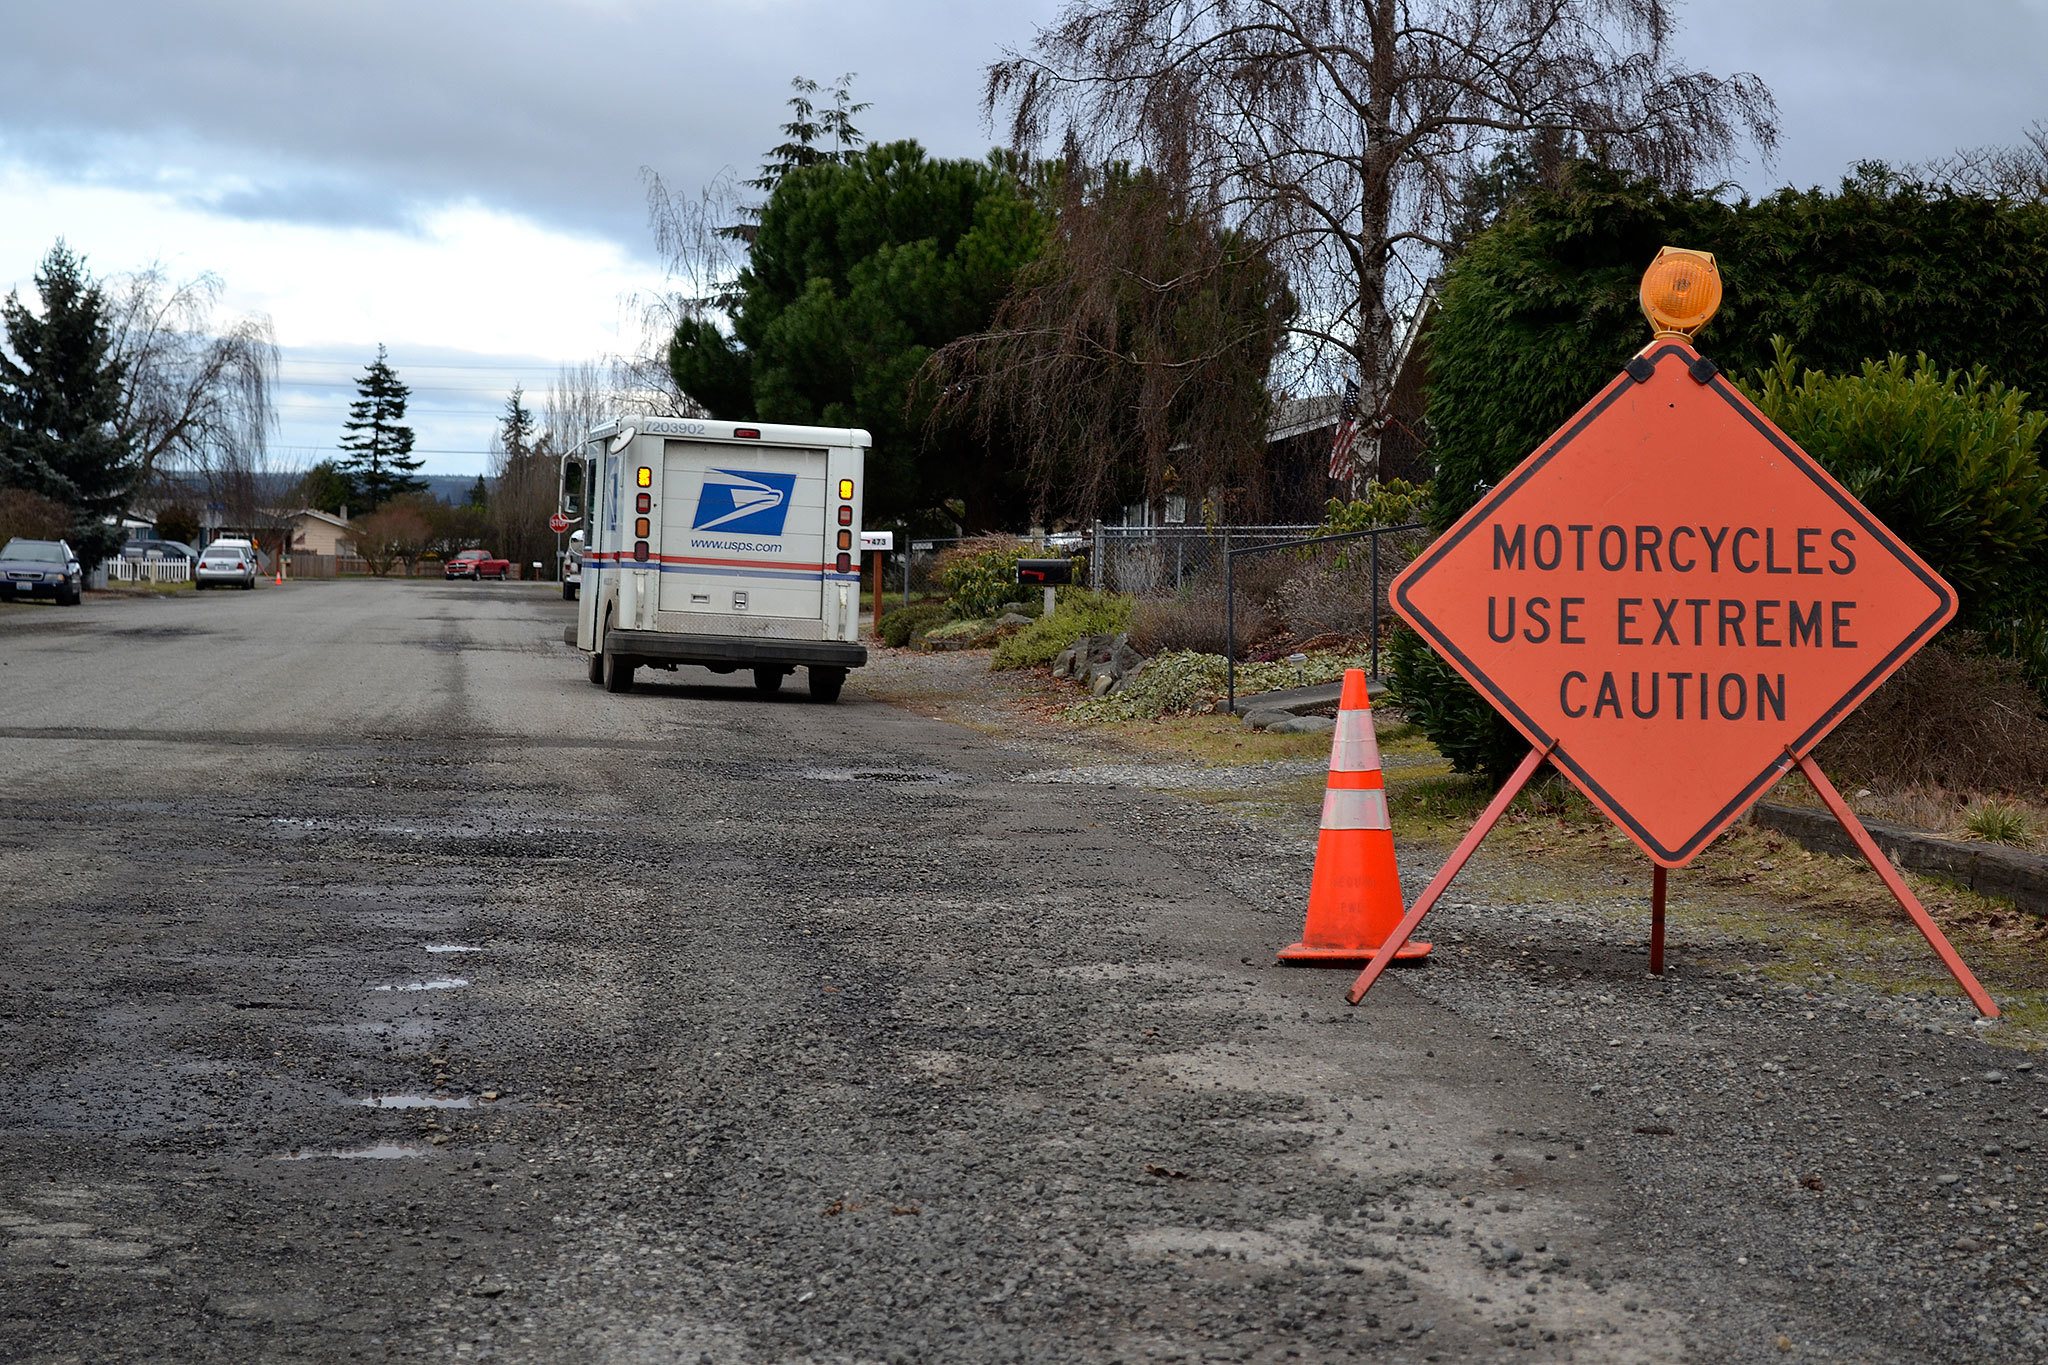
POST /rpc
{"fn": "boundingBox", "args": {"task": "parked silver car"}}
[195,544,257,590]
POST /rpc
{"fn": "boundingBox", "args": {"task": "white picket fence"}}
[107,556,192,584]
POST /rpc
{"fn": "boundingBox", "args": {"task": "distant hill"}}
[143,471,487,517]
[421,474,484,505]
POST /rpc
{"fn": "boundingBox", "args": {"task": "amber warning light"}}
[1639,247,1722,338]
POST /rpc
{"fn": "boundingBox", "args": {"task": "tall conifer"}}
[337,344,424,508]
[0,241,136,564]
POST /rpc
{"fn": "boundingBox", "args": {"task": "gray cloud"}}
[0,0,1044,252]
[3,0,2039,258]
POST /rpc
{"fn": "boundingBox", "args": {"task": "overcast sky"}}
[1,0,2043,476]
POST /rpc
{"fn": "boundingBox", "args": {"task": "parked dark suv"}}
[119,538,200,564]
[0,538,84,605]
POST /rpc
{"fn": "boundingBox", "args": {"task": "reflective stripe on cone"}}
[1329,709,1382,773]
[1321,787,1390,831]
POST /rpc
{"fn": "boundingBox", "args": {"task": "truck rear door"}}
[656,441,828,622]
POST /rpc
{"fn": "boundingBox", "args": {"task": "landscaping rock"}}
[1268,715,1337,735]
[1242,709,1292,731]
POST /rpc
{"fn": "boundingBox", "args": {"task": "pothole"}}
[793,766,956,784]
[273,1144,432,1161]
[357,1095,476,1109]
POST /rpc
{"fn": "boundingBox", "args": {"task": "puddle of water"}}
[370,978,469,992]
[358,1094,475,1109]
[274,1144,431,1161]
[424,944,482,954]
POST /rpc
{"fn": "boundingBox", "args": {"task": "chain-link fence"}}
[1090,524,1318,597]
[1221,524,1430,709]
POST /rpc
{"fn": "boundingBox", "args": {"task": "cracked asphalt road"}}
[2,581,2042,1362]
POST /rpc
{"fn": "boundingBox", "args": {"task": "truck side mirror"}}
[560,463,583,518]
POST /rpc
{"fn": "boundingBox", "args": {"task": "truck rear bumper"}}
[605,628,867,670]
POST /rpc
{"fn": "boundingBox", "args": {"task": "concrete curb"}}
[1751,801,2048,918]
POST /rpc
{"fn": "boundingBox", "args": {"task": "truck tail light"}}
[734,427,761,439]
[835,553,851,573]
[837,506,851,525]
[838,479,854,499]
[633,541,650,562]
[635,492,651,513]
[635,517,651,537]
[836,529,852,550]
[636,466,652,487]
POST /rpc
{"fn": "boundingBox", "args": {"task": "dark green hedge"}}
[1404,164,2048,777]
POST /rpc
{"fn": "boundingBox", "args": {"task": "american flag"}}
[1327,380,1361,484]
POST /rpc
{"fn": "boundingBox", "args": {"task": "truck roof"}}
[583,417,872,451]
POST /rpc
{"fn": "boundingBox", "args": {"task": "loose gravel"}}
[2,588,2042,1362]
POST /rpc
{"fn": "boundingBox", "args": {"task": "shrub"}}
[880,600,952,648]
[1128,583,1268,657]
[1073,647,1372,721]
[934,537,1039,618]
[991,590,1133,669]
[1315,480,1433,536]
[1746,343,2048,629]
[1815,632,2048,793]
[1388,626,1528,776]
[0,487,70,543]
[1271,561,1383,643]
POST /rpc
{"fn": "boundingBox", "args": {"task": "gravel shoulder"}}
[2,592,2044,1363]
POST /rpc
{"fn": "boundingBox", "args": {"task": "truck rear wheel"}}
[807,667,847,703]
[603,649,636,693]
[751,667,785,695]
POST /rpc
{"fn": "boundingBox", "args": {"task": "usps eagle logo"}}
[691,469,798,535]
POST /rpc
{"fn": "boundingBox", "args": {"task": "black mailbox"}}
[1016,558,1074,586]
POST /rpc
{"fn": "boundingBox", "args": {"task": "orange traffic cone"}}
[1278,669,1430,964]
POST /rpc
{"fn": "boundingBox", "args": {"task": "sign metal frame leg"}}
[1649,865,1667,975]
[1346,743,1552,1006]
[1792,750,1999,1019]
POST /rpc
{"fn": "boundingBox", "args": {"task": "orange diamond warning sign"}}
[1391,340,1957,867]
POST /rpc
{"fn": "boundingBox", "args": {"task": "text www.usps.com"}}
[690,537,783,553]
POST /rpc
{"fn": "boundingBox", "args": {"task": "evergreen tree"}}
[499,385,535,461]
[337,344,424,508]
[467,474,488,508]
[727,74,871,242]
[296,458,356,516]
[0,241,136,564]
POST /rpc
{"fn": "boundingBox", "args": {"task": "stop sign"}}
[547,512,570,534]
[1391,340,1956,866]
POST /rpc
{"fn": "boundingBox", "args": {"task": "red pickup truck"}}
[444,549,512,581]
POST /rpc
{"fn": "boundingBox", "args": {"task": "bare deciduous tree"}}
[630,167,740,416]
[987,0,1778,477]
[103,264,277,489]
[1919,120,2048,200]
[343,502,429,577]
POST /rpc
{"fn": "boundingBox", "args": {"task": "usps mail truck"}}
[559,417,869,701]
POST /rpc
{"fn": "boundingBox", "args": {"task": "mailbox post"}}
[861,531,894,637]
